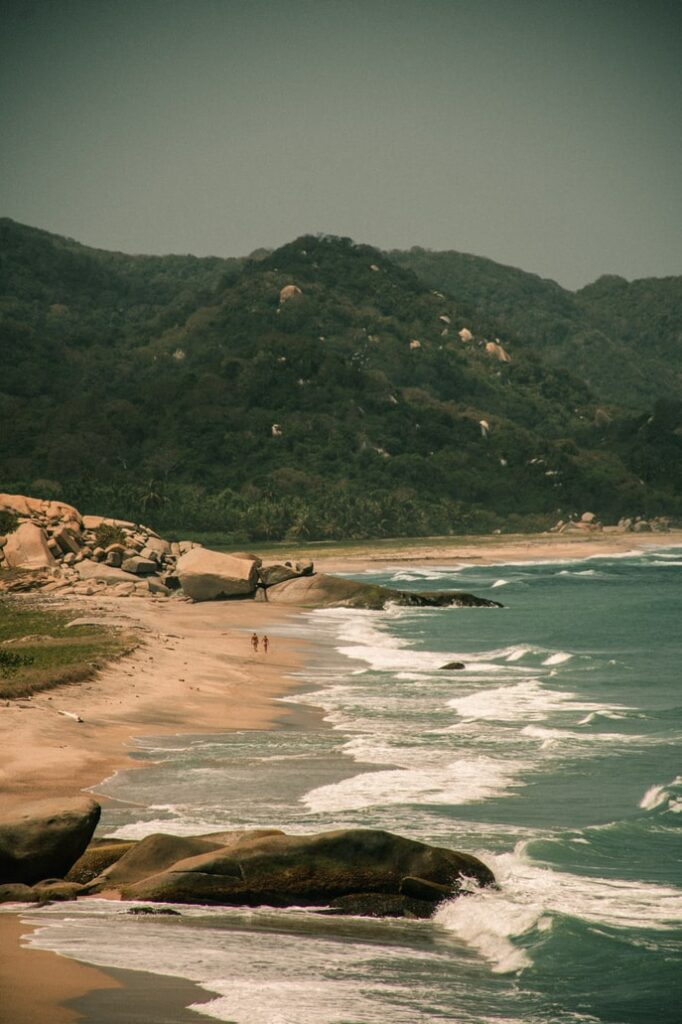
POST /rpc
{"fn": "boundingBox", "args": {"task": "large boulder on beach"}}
[258,559,314,587]
[263,573,501,610]
[176,548,259,600]
[94,828,494,908]
[0,797,101,885]
[3,522,56,569]
[87,829,283,892]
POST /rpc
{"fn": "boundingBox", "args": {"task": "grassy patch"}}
[0,598,137,699]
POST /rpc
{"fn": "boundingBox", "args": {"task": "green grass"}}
[0,598,137,699]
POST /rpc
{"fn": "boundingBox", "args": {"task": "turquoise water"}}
[19,549,682,1023]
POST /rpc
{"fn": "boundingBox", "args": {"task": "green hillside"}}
[0,221,680,538]
[393,248,682,409]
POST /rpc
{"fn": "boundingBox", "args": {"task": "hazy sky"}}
[1,0,680,288]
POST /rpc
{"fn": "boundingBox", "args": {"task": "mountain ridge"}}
[1,219,680,538]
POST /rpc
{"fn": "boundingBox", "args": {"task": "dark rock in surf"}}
[321,892,436,918]
[399,875,454,902]
[87,827,495,908]
[262,573,502,610]
[441,661,466,670]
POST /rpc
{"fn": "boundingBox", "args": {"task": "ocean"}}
[19,548,682,1023]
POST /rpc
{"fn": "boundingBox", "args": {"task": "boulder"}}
[65,839,136,885]
[258,559,314,587]
[484,340,512,363]
[279,284,302,303]
[92,828,494,907]
[441,661,466,670]
[0,797,101,885]
[76,560,134,584]
[31,880,84,901]
[147,578,171,597]
[88,830,282,891]
[3,522,56,569]
[121,556,157,576]
[0,882,40,903]
[82,515,104,530]
[144,536,171,558]
[176,548,259,601]
[263,573,501,610]
[52,525,82,555]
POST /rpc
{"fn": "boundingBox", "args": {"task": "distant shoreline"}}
[309,529,682,574]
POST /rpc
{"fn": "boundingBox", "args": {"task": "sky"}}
[1,0,680,289]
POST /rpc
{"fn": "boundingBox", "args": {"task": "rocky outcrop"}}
[0,493,197,599]
[0,797,101,885]
[263,573,501,610]
[176,548,259,600]
[87,828,494,913]
[550,512,671,534]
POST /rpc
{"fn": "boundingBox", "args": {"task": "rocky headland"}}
[0,493,500,609]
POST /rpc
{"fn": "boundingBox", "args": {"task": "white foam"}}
[521,725,635,747]
[541,651,573,666]
[302,755,524,813]
[436,842,682,975]
[639,776,682,811]
[447,679,602,723]
[491,579,509,588]
[435,887,536,974]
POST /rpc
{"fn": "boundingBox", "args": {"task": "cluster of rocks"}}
[0,493,195,599]
[0,796,494,918]
[550,511,672,534]
[0,493,501,609]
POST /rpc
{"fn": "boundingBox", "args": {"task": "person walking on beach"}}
[251,632,259,653]
[263,635,269,654]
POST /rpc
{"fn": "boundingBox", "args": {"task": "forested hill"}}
[0,219,680,539]
[392,248,682,409]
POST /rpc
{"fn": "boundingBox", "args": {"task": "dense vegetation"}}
[1,219,680,538]
[394,248,682,409]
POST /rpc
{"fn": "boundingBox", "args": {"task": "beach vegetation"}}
[0,599,137,699]
[93,523,127,548]
[0,510,19,534]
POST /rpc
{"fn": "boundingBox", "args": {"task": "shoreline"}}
[2,530,680,1021]
[0,596,307,815]
[0,595,310,1024]
[309,529,682,573]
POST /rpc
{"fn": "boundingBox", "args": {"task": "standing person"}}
[251,632,259,653]
[263,635,269,654]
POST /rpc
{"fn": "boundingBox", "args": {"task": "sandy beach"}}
[2,529,681,1022]
[0,595,306,1023]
